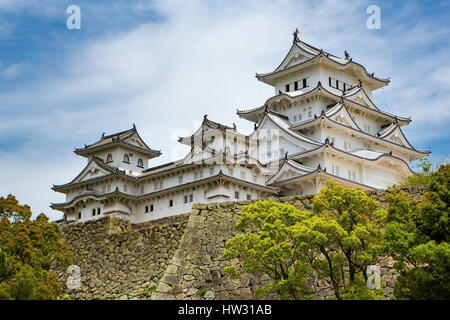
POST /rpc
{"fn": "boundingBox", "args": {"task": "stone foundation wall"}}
[150,186,427,300]
[54,214,189,300]
[56,186,427,300]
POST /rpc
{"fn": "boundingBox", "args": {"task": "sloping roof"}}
[266,159,314,185]
[286,142,414,174]
[266,166,375,191]
[52,157,124,191]
[290,113,430,158]
[51,171,278,210]
[237,82,411,124]
[256,39,389,89]
[253,110,322,147]
[74,125,161,158]
[178,115,239,143]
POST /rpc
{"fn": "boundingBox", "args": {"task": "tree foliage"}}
[396,157,448,188]
[383,164,450,299]
[0,195,72,300]
[224,181,385,300]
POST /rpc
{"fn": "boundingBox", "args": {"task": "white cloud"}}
[0,0,448,220]
[1,63,23,79]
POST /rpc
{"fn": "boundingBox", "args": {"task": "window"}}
[189,194,193,202]
[145,205,149,213]
[137,158,144,168]
[184,195,188,203]
[298,113,302,121]
[124,184,128,192]
[97,208,100,215]
[169,200,173,207]
[344,141,351,150]
[302,78,307,88]
[107,184,111,192]
[194,172,198,179]
[154,182,158,190]
[92,209,96,217]
[293,115,297,122]
[179,175,183,184]
[352,171,356,181]
[332,165,340,176]
[210,136,215,143]
[199,170,203,179]
[78,212,81,219]
[102,185,106,193]
[247,194,251,200]
[150,204,154,212]
[123,154,130,163]
[141,186,144,194]
[159,181,163,189]
[106,154,113,163]
[234,191,239,199]
[285,84,290,92]
[348,170,352,180]
[329,77,332,87]
[294,81,299,91]
[209,167,214,176]
[308,106,312,118]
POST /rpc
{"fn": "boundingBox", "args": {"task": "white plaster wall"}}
[273,65,320,95]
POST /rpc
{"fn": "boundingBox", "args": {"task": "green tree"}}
[224,181,385,300]
[312,181,385,299]
[397,157,448,188]
[223,200,316,300]
[0,195,72,300]
[383,164,450,299]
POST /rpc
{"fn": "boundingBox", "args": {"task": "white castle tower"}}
[51,30,429,224]
[237,28,429,195]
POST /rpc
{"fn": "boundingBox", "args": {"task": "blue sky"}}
[0,0,449,220]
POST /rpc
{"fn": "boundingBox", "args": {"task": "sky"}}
[0,0,449,221]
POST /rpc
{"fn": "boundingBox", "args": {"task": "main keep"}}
[51,30,430,224]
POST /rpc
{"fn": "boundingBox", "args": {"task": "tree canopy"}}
[0,194,72,300]
[224,181,385,300]
[383,164,450,299]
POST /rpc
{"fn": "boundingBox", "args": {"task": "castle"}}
[51,30,429,224]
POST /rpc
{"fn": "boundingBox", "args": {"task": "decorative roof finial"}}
[132,123,136,129]
[285,151,288,160]
[254,122,257,130]
[293,28,300,43]
[101,132,105,138]
[358,79,362,87]
[204,114,208,120]
[344,50,350,60]
[233,123,237,130]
